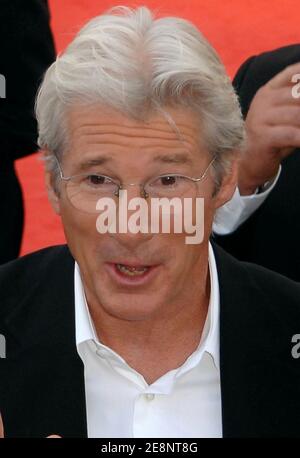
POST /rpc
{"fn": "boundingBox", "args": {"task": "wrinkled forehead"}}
[64,104,206,158]
[66,105,201,146]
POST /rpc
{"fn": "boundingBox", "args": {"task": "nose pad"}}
[111,185,154,248]
[117,184,148,200]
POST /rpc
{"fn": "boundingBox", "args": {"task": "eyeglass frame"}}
[54,154,216,200]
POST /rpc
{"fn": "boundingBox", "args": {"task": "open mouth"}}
[105,261,159,286]
[116,264,150,276]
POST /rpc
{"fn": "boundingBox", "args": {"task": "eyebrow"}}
[152,153,193,165]
[77,156,112,171]
[76,152,192,172]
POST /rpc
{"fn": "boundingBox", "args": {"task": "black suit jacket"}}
[214,44,300,281]
[1,244,300,437]
[0,0,56,162]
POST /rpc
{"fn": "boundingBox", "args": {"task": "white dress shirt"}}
[75,243,222,438]
[213,166,281,235]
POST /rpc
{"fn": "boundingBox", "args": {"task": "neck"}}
[84,262,211,384]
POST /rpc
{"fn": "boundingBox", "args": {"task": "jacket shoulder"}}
[0,244,71,282]
[213,242,300,319]
[0,245,73,316]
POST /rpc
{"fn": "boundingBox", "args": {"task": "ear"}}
[45,170,61,215]
[213,156,239,210]
[43,151,61,215]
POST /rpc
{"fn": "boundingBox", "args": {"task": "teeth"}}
[116,264,149,276]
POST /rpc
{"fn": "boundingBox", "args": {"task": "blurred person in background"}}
[0,0,55,263]
[214,45,300,281]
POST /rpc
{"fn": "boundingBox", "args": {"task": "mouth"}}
[105,261,160,286]
[116,264,150,276]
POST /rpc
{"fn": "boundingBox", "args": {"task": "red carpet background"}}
[17,0,300,255]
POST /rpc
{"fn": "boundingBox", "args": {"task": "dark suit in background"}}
[214,45,300,281]
[0,0,55,263]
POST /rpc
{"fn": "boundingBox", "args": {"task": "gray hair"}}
[35,6,244,189]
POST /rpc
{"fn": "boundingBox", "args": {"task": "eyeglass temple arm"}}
[192,156,216,182]
[54,155,71,181]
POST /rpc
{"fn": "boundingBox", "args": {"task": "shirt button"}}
[144,393,155,401]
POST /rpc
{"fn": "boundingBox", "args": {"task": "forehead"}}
[65,104,207,167]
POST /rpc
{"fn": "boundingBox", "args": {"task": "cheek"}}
[59,200,99,252]
[182,195,214,243]
[161,242,203,300]
[161,233,195,271]
[202,195,215,229]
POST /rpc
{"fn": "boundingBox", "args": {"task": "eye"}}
[78,174,118,193]
[84,174,116,187]
[87,175,107,185]
[159,175,180,186]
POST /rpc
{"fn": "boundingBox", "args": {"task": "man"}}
[0,0,56,264]
[1,7,300,438]
[214,45,300,281]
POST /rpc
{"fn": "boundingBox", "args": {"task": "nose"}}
[117,182,147,199]
[111,227,154,251]
[111,185,154,249]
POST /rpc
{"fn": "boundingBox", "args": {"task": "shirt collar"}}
[74,262,97,344]
[74,242,220,371]
[205,242,220,371]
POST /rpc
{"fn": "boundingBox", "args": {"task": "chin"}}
[97,288,167,321]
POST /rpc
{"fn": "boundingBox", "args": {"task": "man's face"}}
[47,105,236,321]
